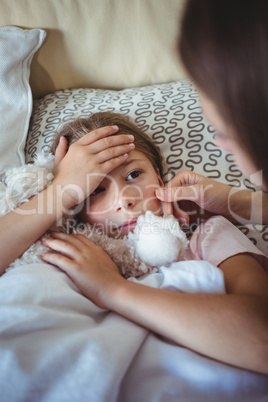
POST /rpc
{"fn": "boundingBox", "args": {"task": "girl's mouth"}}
[118,218,138,232]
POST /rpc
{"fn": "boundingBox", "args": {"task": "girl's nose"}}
[115,195,137,212]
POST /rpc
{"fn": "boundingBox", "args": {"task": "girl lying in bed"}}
[1,112,268,374]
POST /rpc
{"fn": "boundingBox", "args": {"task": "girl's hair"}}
[51,112,164,178]
[178,0,268,186]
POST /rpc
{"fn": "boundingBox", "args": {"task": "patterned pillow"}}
[25,79,268,256]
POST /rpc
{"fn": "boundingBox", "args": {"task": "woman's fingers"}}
[172,204,190,226]
[161,201,173,217]
[156,185,199,203]
[161,200,190,226]
[167,169,201,187]
[155,171,194,202]
[155,170,204,203]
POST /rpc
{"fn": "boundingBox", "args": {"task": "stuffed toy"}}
[0,154,188,278]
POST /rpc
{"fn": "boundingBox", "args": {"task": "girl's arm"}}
[0,185,66,276]
[41,233,268,375]
[0,126,135,275]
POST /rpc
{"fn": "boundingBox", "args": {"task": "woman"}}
[157,0,268,226]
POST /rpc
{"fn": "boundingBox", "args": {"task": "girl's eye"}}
[91,186,105,196]
[126,170,142,181]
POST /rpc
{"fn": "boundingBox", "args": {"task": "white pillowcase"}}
[0,26,46,174]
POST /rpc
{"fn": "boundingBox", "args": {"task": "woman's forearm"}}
[0,184,70,275]
[228,189,268,224]
[251,191,268,223]
[105,280,268,374]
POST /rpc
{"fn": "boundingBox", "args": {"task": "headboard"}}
[0,0,187,99]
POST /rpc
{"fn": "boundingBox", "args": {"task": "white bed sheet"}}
[0,262,267,402]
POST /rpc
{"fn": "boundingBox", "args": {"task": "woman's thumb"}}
[173,205,190,227]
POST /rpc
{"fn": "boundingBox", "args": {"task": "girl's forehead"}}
[100,150,154,183]
[117,150,152,169]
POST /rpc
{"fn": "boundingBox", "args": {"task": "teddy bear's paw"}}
[0,153,55,215]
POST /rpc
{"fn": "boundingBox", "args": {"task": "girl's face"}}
[80,150,163,237]
[199,90,265,188]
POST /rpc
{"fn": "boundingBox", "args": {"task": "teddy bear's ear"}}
[132,213,188,267]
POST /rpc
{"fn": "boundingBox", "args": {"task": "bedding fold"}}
[0,261,267,401]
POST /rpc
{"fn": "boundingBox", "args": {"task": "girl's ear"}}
[156,169,164,187]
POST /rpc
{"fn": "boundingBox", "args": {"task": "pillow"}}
[26,80,252,187]
[25,80,268,256]
[0,26,46,174]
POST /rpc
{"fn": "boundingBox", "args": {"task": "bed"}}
[0,1,268,401]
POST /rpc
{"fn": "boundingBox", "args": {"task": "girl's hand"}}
[156,170,232,224]
[54,136,68,171]
[41,232,123,309]
[52,126,135,209]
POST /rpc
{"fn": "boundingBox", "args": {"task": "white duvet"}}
[0,261,267,402]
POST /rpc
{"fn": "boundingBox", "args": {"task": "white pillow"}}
[0,26,46,174]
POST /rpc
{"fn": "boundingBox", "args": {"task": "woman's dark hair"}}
[179,0,268,186]
[51,111,164,179]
